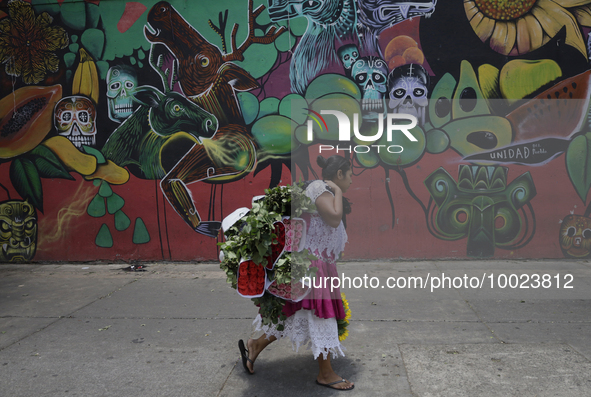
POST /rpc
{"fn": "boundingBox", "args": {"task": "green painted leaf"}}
[306,74,361,100]
[106,193,125,214]
[279,93,308,125]
[31,157,74,180]
[85,1,100,29]
[251,115,298,154]
[99,181,113,198]
[32,0,61,17]
[114,210,131,231]
[259,97,280,119]
[82,145,106,164]
[93,179,101,187]
[96,224,113,248]
[9,158,43,212]
[96,61,110,80]
[87,194,106,217]
[60,0,86,31]
[64,52,76,68]
[277,17,308,37]
[133,218,150,244]
[274,30,296,52]
[28,145,74,180]
[237,92,260,125]
[566,133,591,203]
[80,28,105,60]
[236,42,278,79]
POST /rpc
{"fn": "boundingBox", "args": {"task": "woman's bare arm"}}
[315,183,343,228]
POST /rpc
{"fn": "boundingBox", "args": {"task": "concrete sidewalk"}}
[0,260,590,396]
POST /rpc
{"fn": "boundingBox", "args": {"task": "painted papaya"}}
[0,85,62,159]
[507,70,591,142]
[42,136,97,176]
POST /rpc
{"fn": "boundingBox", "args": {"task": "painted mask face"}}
[559,214,591,258]
[338,44,359,71]
[106,65,139,122]
[0,200,37,263]
[351,56,388,112]
[389,76,428,124]
[54,96,97,149]
[388,63,430,125]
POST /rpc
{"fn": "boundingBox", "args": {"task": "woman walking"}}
[239,154,354,391]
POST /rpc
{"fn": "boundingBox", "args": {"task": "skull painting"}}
[337,44,359,78]
[106,65,139,122]
[0,200,37,263]
[351,56,388,113]
[54,96,97,149]
[388,64,430,125]
[559,214,591,258]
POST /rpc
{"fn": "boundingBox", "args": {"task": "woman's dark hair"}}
[317,155,351,181]
[316,155,352,224]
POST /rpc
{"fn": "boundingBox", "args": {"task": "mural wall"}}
[1,0,591,262]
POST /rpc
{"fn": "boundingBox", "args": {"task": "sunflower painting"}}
[0,0,69,85]
[464,0,591,57]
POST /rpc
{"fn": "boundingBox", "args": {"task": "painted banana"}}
[72,48,99,104]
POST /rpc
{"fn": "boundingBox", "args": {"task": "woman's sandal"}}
[316,379,355,391]
[238,339,254,375]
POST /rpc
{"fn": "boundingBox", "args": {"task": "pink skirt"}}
[281,251,345,320]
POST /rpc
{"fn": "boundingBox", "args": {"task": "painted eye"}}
[566,226,576,237]
[460,87,477,112]
[435,97,451,118]
[174,105,182,112]
[200,57,209,67]
[0,221,10,232]
[110,82,121,91]
[413,88,425,97]
[393,89,406,98]
[25,220,35,230]
[372,73,384,82]
[61,111,72,122]
[355,73,367,83]
[125,81,134,89]
[583,229,591,239]
[344,55,349,61]
[352,52,358,57]
[78,111,89,123]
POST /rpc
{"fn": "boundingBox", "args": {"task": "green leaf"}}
[114,210,131,231]
[99,180,113,198]
[133,217,150,244]
[566,133,591,203]
[106,193,124,214]
[87,194,106,217]
[27,145,74,180]
[96,224,113,248]
[10,158,43,212]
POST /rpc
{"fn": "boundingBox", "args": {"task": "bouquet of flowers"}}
[338,293,351,342]
[219,184,318,331]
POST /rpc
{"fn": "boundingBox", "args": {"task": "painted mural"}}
[1,0,591,261]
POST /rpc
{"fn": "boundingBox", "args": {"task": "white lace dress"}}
[253,180,348,359]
